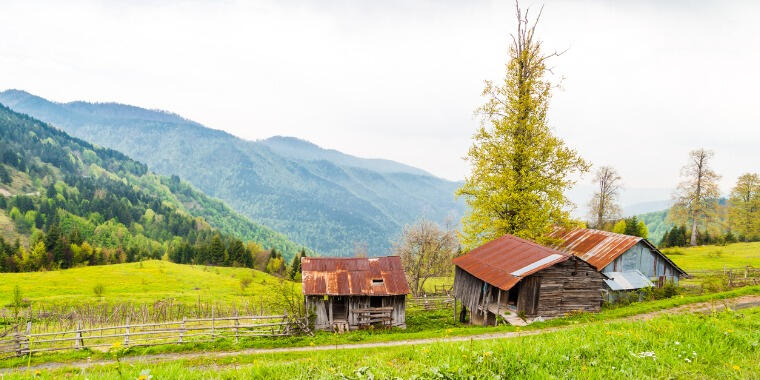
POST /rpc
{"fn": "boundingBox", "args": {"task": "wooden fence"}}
[0,313,306,358]
[408,295,454,311]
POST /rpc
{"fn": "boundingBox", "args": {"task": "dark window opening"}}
[372,278,384,285]
[370,296,383,308]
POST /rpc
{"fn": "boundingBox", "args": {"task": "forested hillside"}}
[0,90,465,255]
[0,103,305,272]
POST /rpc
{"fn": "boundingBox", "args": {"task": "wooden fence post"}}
[75,321,83,349]
[14,325,21,357]
[453,297,457,323]
[124,316,130,347]
[234,313,239,343]
[23,322,31,356]
[211,306,216,340]
[179,317,185,343]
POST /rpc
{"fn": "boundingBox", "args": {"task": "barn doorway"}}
[332,297,347,321]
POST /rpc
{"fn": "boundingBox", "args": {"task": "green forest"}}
[0,103,306,272]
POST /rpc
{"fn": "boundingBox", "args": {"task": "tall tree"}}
[587,166,623,228]
[209,234,226,264]
[728,173,760,241]
[394,219,458,296]
[457,2,589,248]
[672,149,721,246]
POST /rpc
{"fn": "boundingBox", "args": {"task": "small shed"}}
[301,256,410,331]
[453,235,605,325]
[549,228,688,288]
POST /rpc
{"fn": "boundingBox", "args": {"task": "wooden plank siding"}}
[454,257,605,322]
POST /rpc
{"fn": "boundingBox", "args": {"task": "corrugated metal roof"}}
[550,227,687,276]
[604,270,654,291]
[301,256,410,296]
[549,228,642,271]
[452,234,571,291]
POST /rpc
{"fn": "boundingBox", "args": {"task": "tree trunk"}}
[690,218,698,246]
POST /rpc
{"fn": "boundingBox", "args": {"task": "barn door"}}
[517,277,541,316]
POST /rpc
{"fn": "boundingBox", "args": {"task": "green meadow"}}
[0,260,290,306]
[663,242,760,271]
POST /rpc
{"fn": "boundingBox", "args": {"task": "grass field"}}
[0,260,291,306]
[8,306,760,379]
[663,242,760,271]
[3,285,758,370]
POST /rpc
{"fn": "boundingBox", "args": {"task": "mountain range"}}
[0,102,303,271]
[0,90,464,256]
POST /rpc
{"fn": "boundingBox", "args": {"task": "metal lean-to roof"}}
[549,227,688,276]
[604,270,654,291]
[452,234,571,291]
[301,256,410,296]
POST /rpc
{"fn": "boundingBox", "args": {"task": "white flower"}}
[685,358,691,363]
[630,351,657,360]
[674,341,680,345]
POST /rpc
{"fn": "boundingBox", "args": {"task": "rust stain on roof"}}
[301,256,410,296]
[549,228,642,271]
[452,234,571,291]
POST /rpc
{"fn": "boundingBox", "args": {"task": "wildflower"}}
[483,351,492,357]
[630,351,656,360]
[733,365,740,370]
[309,342,315,346]
[35,370,41,376]
[674,341,680,345]
[111,342,122,349]
[684,358,691,363]
[138,369,153,380]
[446,328,453,333]
[581,365,587,371]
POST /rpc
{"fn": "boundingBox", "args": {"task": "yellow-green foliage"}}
[663,242,760,270]
[0,260,293,306]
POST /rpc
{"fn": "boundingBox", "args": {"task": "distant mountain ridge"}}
[0,90,464,256]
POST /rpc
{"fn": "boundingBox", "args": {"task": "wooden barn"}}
[550,228,688,290]
[301,256,410,332]
[453,235,605,325]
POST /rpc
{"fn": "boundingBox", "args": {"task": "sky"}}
[1,0,758,210]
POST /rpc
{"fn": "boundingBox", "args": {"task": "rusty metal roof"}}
[452,234,571,291]
[301,256,410,296]
[549,228,641,271]
[549,228,687,276]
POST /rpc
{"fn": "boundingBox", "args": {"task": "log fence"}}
[0,313,301,358]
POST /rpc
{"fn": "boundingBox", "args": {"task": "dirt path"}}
[4,295,760,373]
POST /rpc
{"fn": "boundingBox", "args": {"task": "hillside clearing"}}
[663,242,760,271]
[0,260,291,306]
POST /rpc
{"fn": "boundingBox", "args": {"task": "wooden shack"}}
[550,228,688,288]
[453,235,605,325]
[301,256,410,332]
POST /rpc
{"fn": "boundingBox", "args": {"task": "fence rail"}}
[408,295,454,311]
[0,313,304,358]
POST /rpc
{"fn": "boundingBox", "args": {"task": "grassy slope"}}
[0,260,289,305]
[663,242,760,271]
[11,306,760,379]
[3,285,758,370]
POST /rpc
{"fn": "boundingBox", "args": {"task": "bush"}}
[240,277,253,291]
[93,283,105,298]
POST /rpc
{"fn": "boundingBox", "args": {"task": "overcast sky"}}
[1,0,758,206]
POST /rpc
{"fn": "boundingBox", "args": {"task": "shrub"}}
[93,283,105,298]
[240,277,253,291]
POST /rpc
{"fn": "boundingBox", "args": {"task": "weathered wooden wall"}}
[603,241,681,283]
[454,257,605,323]
[306,295,406,331]
[528,257,605,318]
